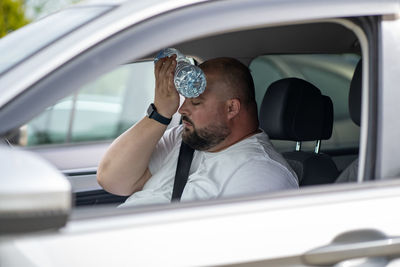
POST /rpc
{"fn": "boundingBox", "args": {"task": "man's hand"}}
[154,55,180,118]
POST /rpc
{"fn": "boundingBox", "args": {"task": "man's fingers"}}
[155,55,177,73]
[153,54,180,117]
[160,61,169,74]
[168,58,176,73]
[161,57,175,73]
[168,73,175,91]
[154,57,165,74]
[155,55,178,96]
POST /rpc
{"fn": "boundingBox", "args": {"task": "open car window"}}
[2,8,369,209]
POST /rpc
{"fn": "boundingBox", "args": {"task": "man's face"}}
[178,72,231,151]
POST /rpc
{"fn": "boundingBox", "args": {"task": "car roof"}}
[82,0,400,10]
[76,0,210,9]
[75,0,400,16]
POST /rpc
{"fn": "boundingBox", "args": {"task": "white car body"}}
[1,0,400,266]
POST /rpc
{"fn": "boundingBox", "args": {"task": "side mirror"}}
[0,145,71,235]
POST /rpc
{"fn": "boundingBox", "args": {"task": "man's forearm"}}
[97,116,168,196]
[98,55,179,196]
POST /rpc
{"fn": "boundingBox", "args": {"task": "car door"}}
[2,0,400,266]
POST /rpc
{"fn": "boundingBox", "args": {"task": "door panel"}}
[74,190,128,206]
[4,179,400,266]
[25,142,110,171]
[65,171,128,207]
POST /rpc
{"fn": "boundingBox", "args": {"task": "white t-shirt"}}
[120,125,298,207]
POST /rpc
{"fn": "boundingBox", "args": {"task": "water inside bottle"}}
[154,48,206,98]
[175,63,206,98]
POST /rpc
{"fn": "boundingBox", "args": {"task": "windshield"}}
[0,6,111,75]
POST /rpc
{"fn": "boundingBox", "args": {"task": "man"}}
[97,56,298,207]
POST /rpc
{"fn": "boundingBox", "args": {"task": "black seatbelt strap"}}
[171,140,195,201]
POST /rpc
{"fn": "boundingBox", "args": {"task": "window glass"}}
[18,61,155,146]
[0,7,111,75]
[249,54,360,152]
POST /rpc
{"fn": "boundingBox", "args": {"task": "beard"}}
[181,116,230,151]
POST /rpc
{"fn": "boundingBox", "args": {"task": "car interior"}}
[259,77,338,186]
[4,18,365,208]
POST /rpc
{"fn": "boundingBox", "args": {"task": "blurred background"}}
[0,0,79,37]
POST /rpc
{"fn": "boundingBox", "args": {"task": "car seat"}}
[335,60,362,183]
[259,77,339,186]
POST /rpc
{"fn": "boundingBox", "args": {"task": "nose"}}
[178,98,189,115]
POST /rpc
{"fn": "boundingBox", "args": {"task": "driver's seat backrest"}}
[335,59,362,183]
[259,78,339,186]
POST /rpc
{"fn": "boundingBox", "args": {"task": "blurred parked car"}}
[1,0,400,266]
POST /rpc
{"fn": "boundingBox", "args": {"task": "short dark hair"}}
[199,57,256,106]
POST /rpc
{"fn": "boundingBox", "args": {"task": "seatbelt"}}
[171,140,195,201]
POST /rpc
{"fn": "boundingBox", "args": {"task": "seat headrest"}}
[259,78,333,141]
[349,60,362,126]
[322,95,334,139]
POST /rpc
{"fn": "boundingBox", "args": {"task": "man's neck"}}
[206,126,260,153]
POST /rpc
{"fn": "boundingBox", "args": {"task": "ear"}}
[226,98,241,120]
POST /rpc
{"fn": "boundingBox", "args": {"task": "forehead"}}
[199,71,226,100]
[186,66,228,102]
[190,90,211,102]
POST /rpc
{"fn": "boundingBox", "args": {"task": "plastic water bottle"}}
[154,48,206,98]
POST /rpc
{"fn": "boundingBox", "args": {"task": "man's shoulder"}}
[210,132,274,166]
[234,131,298,184]
[227,130,272,154]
